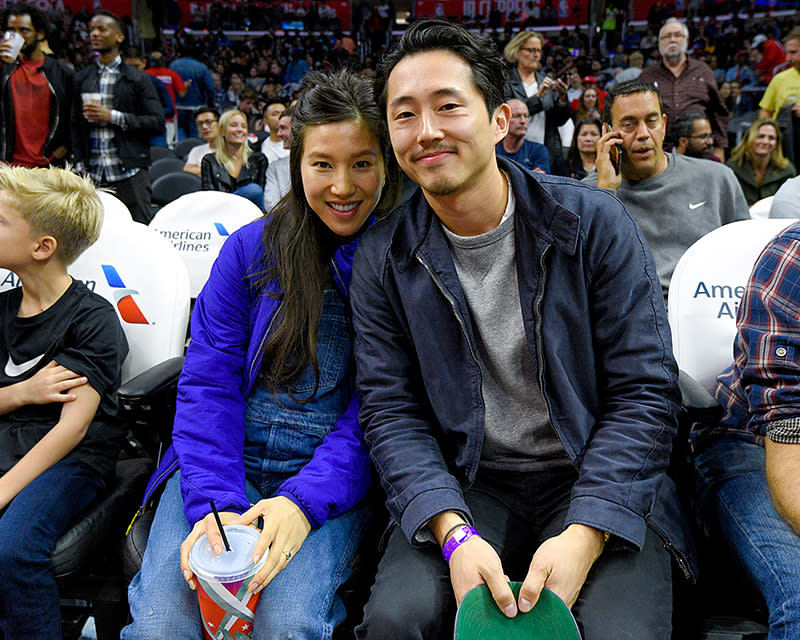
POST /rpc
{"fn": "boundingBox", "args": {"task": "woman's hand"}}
[179,510,242,590]
[232,496,312,593]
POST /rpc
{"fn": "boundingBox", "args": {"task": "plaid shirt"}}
[707,221,800,446]
[88,56,138,183]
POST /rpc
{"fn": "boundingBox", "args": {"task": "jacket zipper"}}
[650,521,692,580]
[129,456,180,533]
[248,300,282,382]
[533,244,575,467]
[42,76,59,162]
[0,71,9,159]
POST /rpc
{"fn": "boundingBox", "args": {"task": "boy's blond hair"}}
[0,166,103,265]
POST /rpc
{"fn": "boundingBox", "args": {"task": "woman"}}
[503,30,572,176]
[567,117,602,180]
[201,109,268,210]
[726,118,796,207]
[121,69,401,640]
[573,86,601,122]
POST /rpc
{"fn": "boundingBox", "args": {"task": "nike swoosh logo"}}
[689,201,706,210]
[5,353,45,377]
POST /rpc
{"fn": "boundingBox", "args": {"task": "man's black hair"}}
[2,2,48,35]
[672,111,707,141]
[603,77,664,123]
[374,18,506,121]
[194,106,220,121]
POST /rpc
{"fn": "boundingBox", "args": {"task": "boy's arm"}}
[0,383,99,510]
[0,361,87,415]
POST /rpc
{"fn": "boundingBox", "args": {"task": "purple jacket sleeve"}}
[172,230,253,526]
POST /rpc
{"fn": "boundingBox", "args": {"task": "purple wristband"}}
[441,525,480,563]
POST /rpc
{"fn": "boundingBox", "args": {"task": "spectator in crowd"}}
[574,75,606,110]
[567,116,602,179]
[145,51,186,147]
[503,31,572,175]
[572,85,601,122]
[71,10,164,224]
[565,68,583,102]
[236,86,261,132]
[170,42,215,140]
[0,2,73,167]
[610,50,644,87]
[693,221,800,640]
[225,72,245,107]
[352,19,691,640]
[718,80,733,110]
[726,117,796,206]
[122,69,401,640]
[124,48,174,132]
[587,78,748,298]
[201,108,267,210]
[284,51,309,87]
[770,175,800,218]
[0,165,127,640]
[725,50,757,87]
[673,112,715,160]
[496,98,550,173]
[264,106,292,211]
[641,18,729,161]
[183,106,218,177]
[758,28,800,165]
[260,98,289,163]
[729,79,755,116]
[752,33,787,85]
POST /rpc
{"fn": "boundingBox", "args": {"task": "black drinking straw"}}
[209,499,231,552]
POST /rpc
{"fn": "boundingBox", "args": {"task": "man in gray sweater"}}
[584,78,749,299]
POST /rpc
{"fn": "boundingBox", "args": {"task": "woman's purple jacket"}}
[140,217,371,527]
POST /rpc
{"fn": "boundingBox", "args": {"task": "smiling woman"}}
[122,68,401,640]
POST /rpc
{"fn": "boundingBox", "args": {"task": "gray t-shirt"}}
[442,184,571,471]
[584,151,749,296]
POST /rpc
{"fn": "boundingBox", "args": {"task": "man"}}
[693,221,800,639]
[145,51,186,147]
[724,50,757,87]
[236,87,260,132]
[758,28,800,166]
[611,50,644,87]
[71,10,164,224]
[0,2,73,167]
[640,18,728,161]
[587,78,748,298]
[751,33,786,86]
[351,20,693,640]
[170,43,215,140]
[260,98,289,163]
[263,107,291,210]
[673,111,715,160]
[183,107,218,177]
[495,98,549,173]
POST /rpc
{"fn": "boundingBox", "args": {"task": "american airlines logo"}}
[102,264,149,324]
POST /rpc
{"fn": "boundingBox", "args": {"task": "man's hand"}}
[518,524,605,612]
[232,496,311,593]
[449,536,518,617]
[596,127,624,191]
[83,104,112,123]
[18,361,87,406]
[179,510,242,590]
[792,101,800,119]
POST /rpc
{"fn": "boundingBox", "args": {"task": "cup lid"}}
[188,524,264,582]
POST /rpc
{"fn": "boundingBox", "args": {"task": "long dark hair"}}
[255,69,401,396]
[567,117,602,177]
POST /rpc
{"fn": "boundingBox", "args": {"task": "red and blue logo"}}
[101,264,149,324]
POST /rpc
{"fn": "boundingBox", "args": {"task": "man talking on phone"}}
[584,78,748,300]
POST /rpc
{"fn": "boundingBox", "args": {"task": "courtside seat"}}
[96,190,133,226]
[749,196,775,220]
[668,219,794,640]
[150,191,262,298]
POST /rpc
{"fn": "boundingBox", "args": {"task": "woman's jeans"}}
[695,438,800,640]
[123,289,368,639]
[0,459,104,640]
[233,183,265,212]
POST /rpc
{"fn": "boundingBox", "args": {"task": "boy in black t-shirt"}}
[0,165,128,639]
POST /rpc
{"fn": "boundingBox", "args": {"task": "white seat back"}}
[667,219,794,393]
[149,191,261,298]
[97,190,133,226]
[749,196,775,220]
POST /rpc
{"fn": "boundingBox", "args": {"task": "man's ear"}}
[493,103,511,144]
[31,235,58,262]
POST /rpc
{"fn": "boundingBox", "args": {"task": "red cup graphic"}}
[189,525,266,640]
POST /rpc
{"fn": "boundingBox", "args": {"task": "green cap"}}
[454,583,581,639]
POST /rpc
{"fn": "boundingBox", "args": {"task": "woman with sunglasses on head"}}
[122,68,402,640]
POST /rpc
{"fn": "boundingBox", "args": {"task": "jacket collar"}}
[394,157,580,269]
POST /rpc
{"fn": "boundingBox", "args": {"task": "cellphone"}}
[609,143,621,175]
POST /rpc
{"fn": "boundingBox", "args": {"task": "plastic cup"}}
[1,31,24,63]
[81,92,104,107]
[188,524,266,640]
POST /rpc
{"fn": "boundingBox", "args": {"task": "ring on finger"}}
[282,549,292,561]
